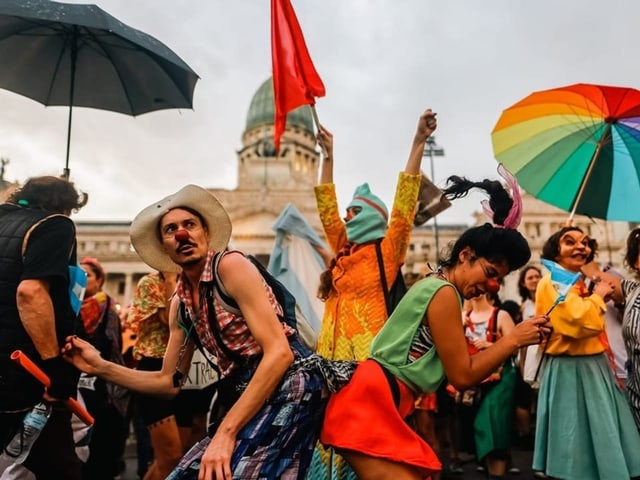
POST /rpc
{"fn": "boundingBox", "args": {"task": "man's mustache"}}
[176,240,196,252]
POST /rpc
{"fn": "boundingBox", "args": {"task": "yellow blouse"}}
[535,274,606,356]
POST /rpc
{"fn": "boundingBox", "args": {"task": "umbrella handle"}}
[11,350,94,426]
[568,122,611,223]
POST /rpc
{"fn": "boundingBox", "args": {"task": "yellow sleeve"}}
[314,183,347,254]
[536,275,605,339]
[380,172,421,269]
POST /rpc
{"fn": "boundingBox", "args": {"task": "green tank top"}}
[370,276,460,394]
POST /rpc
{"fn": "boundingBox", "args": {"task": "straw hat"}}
[130,185,232,272]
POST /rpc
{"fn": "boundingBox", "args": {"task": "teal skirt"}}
[304,444,358,480]
[533,353,640,479]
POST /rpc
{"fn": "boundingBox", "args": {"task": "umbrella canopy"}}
[0,0,199,177]
[491,83,640,222]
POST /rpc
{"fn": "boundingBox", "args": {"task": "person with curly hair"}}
[0,175,88,479]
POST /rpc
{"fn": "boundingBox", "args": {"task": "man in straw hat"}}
[63,185,355,479]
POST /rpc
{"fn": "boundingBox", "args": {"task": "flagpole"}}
[311,104,328,157]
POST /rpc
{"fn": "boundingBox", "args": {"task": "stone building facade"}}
[2,79,634,308]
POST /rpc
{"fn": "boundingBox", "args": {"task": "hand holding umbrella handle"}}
[11,350,94,426]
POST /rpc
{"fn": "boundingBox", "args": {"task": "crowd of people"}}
[2,109,640,480]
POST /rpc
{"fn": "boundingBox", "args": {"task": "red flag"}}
[271,0,325,154]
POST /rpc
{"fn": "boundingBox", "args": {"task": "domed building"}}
[208,77,323,263]
[75,77,327,305]
[2,79,632,307]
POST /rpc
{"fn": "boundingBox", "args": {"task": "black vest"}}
[0,204,78,410]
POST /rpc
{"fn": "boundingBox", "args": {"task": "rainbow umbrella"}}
[491,83,640,222]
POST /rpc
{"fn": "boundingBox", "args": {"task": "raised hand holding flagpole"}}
[271,0,327,156]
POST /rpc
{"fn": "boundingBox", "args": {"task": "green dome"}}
[245,78,314,133]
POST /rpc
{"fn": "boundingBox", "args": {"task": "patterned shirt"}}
[314,172,421,361]
[176,250,294,377]
[126,273,170,359]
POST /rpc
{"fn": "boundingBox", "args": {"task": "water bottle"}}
[0,402,52,465]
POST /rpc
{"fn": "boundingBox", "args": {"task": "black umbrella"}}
[0,0,199,178]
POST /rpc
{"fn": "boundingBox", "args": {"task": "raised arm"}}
[404,109,438,175]
[317,124,334,184]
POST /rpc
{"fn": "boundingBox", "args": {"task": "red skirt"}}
[320,359,441,477]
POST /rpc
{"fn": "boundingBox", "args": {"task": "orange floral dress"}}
[125,272,169,359]
[314,172,421,362]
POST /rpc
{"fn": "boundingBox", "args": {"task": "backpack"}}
[211,251,317,351]
[374,241,408,317]
[177,251,316,371]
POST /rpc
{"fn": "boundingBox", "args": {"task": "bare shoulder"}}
[216,251,262,290]
[426,283,461,323]
[217,250,249,269]
[497,309,514,322]
[430,282,460,303]
[216,250,259,277]
[497,308,515,334]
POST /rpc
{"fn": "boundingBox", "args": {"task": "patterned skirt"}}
[533,353,640,480]
[166,346,353,480]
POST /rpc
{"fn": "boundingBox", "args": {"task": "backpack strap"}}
[176,302,220,369]
[21,213,74,260]
[203,284,245,365]
[374,241,392,316]
[211,250,242,315]
[186,250,246,365]
[212,250,288,325]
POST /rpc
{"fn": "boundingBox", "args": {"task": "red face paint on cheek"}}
[174,230,189,242]
[486,278,500,294]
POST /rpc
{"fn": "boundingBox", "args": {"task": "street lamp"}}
[423,136,445,263]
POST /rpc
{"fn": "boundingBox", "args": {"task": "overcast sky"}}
[1,0,638,226]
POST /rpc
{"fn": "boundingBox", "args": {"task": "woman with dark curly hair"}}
[319,168,551,480]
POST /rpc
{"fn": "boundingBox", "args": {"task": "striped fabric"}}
[622,279,640,430]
